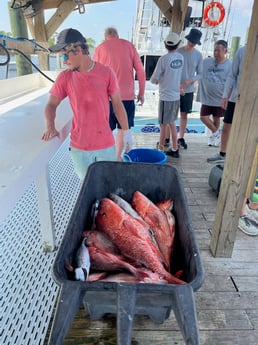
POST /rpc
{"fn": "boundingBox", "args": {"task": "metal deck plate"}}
[1,139,81,345]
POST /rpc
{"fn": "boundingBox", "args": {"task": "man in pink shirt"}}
[42,28,133,180]
[94,27,146,160]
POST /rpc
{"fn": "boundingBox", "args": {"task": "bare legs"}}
[201,115,220,133]
[158,123,177,151]
[179,112,187,139]
[220,123,231,153]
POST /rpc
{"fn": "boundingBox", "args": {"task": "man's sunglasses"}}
[60,49,74,61]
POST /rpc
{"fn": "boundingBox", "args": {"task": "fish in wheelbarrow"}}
[74,238,91,281]
[96,197,165,262]
[108,193,159,247]
[83,229,120,255]
[131,191,175,271]
[88,246,150,281]
[96,198,185,285]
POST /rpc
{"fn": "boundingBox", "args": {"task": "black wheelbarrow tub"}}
[48,162,204,345]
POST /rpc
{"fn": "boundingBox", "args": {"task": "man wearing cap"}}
[41,28,133,180]
[150,32,184,158]
[198,39,232,146]
[93,27,146,161]
[177,28,203,149]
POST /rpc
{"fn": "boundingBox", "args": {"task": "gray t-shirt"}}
[177,47,203,93]
[150,51,184,101]
[198,57,232,106]
[222,45,246,102]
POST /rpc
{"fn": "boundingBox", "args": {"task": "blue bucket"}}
[123,148,167,164]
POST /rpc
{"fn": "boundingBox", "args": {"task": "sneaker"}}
[213,130,221,147]
[178,138,187,149]
[207,152,225,164]
[238,216,258,236]
[164,138,170,147]
[166,149,180,158]
[208,135,215,146]
[245,205,258,224]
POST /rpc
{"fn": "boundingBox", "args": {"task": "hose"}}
[0,43,11,66]
[7,47,55,83]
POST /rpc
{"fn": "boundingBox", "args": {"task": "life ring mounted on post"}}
[203,2,225,27]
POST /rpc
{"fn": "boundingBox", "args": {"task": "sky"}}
[0,0,254,47]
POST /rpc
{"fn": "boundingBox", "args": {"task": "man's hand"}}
[221,98,229,110]
[123,130,133,152]
[41,128,60,141]
[137,94,144,105]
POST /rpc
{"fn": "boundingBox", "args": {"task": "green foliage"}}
[48,36,55,47]
[0,30,13,37]
[86,37,96,49]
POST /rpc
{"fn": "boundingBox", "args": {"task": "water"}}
[0,55,57,80]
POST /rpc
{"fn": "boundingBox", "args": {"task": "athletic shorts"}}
[69,145,116,180]
[223,101,236,124]
[180,92,194,113]
[158,100,180,124]
[200,104,225,118]
[109,100,135,130]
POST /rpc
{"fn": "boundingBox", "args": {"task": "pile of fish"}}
[67,191,186,285]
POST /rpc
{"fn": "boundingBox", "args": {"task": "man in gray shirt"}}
[198,40,232,146]
[177,28,203,149]
[207,45,246,163]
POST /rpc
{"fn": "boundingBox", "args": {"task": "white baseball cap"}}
[165,32,181,46]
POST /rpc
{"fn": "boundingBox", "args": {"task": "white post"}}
[35,166,55,252]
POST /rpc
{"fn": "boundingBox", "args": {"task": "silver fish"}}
[75,238,91,281]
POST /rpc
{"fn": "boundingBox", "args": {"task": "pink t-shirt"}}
[50,63,119,151]
[93,38,145,100]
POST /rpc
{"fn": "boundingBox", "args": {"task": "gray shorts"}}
[158,100,180,124]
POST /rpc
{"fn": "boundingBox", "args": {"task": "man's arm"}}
[133,47,146,104]
[110,92,129,130]
[41,95,61,141]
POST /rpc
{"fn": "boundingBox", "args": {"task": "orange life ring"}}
[203,2,225,27]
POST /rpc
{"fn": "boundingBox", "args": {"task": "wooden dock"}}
[44,133,258,345]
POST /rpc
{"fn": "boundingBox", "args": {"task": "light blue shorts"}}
[69,145,116,180]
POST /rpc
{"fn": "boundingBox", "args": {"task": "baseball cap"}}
[165,32,181,46]
[49,28,86,52]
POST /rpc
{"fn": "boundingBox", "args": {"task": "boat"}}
[1,1,258,344]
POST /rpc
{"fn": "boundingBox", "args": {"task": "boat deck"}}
[1,78,258,345]
[43,133,258,345]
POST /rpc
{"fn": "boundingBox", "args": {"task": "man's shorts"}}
[158,100,179,124]
[109,100,135,130]
[180,92,194,113]
[200,104,225,118]
[223,101,236,124]
[69,145,116,180]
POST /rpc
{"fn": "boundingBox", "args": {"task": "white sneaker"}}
[213,130,221,147]
[238,216,258,236]
[245,205,258,224]
[208,135,215,146]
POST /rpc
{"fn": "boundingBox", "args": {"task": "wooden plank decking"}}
[45,133,258,345]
